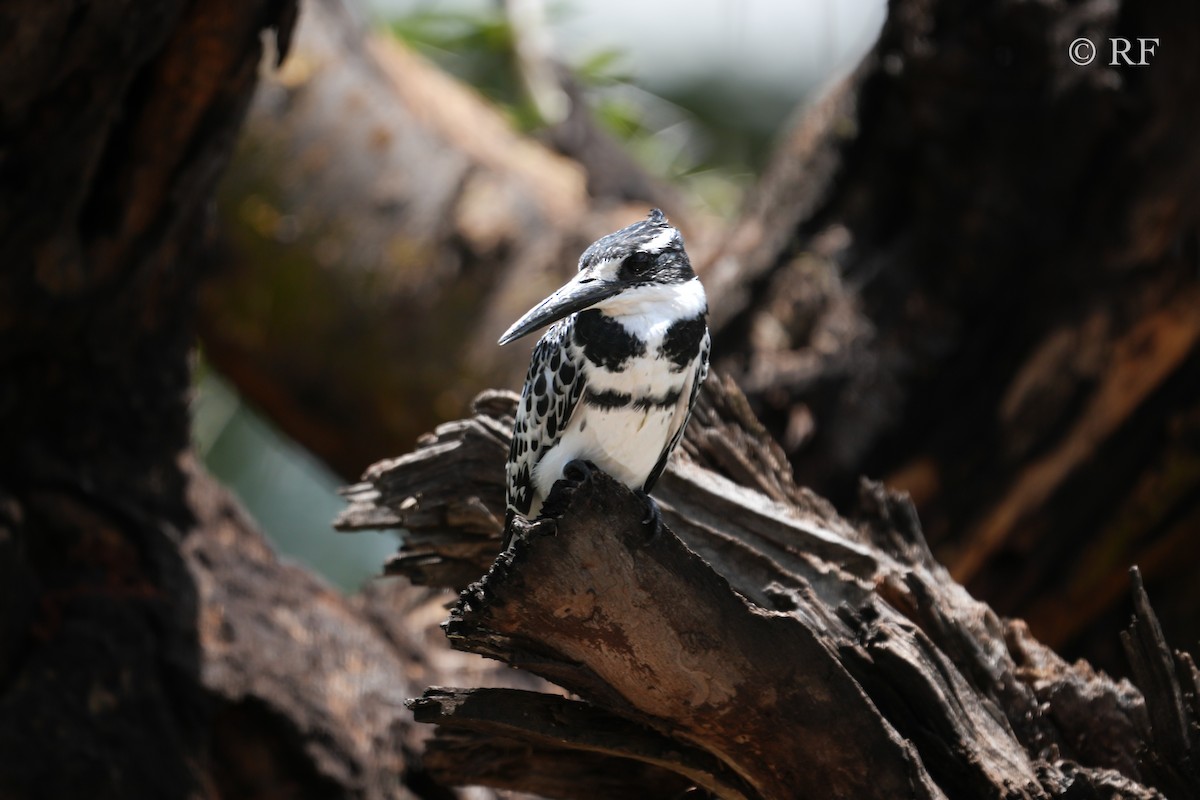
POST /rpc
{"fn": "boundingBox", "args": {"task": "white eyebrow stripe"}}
[640,227,679,253]
[588,257,623,281]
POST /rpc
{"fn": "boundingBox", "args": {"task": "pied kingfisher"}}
[498,209,710,540]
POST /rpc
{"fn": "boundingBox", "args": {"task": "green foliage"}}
[384,3,767,217]
[389,5,541,130]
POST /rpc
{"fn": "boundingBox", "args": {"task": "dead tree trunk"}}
[706,0,1200,669]
[0,2,453,798]
[338,381,1200,798]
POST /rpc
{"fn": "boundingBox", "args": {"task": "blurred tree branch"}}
[198,0,704,479]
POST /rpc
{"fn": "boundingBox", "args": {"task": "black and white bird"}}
[498,209,709,541]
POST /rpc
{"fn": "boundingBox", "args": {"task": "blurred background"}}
[9,0,1197,795]
[195,0,886,591]
[190,0,1199,678]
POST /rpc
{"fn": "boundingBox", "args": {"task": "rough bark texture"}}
[705,0,1200,671]
[0,0,295,794]
[0,1,466,797]
[340,383,1199,798]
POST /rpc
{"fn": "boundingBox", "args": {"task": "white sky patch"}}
[368,1,886,104]
[555,0,886,91]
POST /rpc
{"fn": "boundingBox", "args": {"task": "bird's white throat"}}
[596,276,707,341]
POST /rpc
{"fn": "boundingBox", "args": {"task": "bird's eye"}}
[623,251,656,276]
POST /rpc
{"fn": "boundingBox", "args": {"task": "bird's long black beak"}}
[498,272,620,345]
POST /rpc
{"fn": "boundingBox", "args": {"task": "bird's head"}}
[498,209,695,345]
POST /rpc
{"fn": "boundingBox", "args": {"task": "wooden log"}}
[341,380,1197,797]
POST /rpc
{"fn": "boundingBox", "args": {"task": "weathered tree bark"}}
[339,382,1200,798]
[0,2,472,798]
[706,0,1200,669]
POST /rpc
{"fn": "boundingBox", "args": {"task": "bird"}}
[498,208,710,544]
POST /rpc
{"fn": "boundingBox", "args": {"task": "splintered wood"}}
[339,378,1199,799]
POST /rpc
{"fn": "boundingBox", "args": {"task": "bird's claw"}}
[500,512,534,551]
[634,490,664,544]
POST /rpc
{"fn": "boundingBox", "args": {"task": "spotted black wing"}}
[643,328,710,493]
[505,317,586,519]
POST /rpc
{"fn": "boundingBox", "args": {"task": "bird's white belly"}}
[531,353,682,503]
[532,405,675,501]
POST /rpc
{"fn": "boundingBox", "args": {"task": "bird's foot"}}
[563,459,599,484]
[543,460,599,520]
[634,490,664,544]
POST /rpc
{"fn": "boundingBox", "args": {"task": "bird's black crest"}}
[579,209,682,270]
